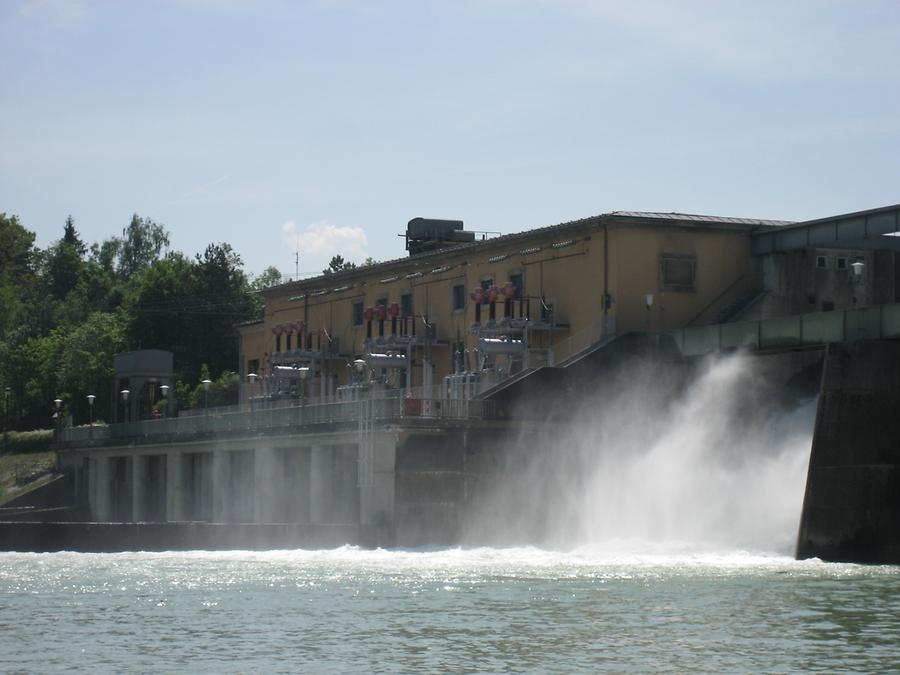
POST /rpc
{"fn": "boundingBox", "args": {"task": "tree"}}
[0,214,37,340]
[116,214,170,279]
[322,254,357,275]
[252,266,282,290]
[62,215,86,255]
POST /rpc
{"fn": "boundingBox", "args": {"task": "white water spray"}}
[465,353,816,555]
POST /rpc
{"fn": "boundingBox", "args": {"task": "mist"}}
[463,353,817,555]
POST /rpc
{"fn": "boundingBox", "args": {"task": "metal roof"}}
[609,211,794,227]
[751,203,900,254]
[266,209,794,296]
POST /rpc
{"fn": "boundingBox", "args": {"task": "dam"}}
[4,205,900,562]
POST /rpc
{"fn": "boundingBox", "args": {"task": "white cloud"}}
[281,220,369,275]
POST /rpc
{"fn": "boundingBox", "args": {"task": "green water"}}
[1,547,898,673]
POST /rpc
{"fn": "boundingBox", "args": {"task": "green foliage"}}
[322,254,357,275]
[189,369,239,409]
[116,214,170,279]
[3,429,54,455]
[0,213,37,339]
[0,212,257,429]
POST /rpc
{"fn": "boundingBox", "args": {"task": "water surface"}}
[1,547,898,673]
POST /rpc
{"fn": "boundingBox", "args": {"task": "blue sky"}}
[2,0,899,279]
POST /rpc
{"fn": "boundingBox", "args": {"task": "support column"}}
[166,451,185,521]
[360,432,397,546]
[255,447,278,524]
[310,445,330,524]
[89,456,111,522]
[132,455,147,522]
[212,450,230,523]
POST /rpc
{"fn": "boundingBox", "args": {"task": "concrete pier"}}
[797,340,900,564]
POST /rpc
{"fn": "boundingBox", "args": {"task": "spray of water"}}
[463,353,816,555]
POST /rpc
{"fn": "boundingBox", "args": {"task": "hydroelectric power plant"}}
[4,205,900,564]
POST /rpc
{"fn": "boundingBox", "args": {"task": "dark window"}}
[286,334,292,350]
[661,255,696,291]
[836,257,848,270]
[275,335,281,352]
[480,278,493,303]
[509,272,524,298]
[401,293,413,317]
[452,284,466,311]
[822,300,835,312]
[816,256,827,269]
[352,301,364,326]
[376,297,388,307]
[247,359,260,375]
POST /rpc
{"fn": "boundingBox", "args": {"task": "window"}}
[836,257,848,270]
[352,301,364,326]
[247,359,260,375]
[286,334,292,350]
[401,292,413,318]
[660,255,696,291]
[816,256,828,269]
[376,297,388,307]
[275,335,281,352]
[509,272,524,298]
[452,284,466,311]
[480,277,493,303]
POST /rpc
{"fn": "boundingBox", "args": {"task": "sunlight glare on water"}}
[1,547,898,673]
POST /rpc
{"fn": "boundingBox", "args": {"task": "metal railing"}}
[551,317,615,366]
[668,302,900,357]
[60,388,500,445]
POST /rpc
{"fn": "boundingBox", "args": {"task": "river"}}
[1,546,898,673]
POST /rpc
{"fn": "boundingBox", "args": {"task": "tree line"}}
[0,212,280,432]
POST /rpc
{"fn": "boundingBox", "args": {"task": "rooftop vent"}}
[404,218,475,256]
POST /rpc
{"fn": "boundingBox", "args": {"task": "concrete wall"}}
[797,340,900,564]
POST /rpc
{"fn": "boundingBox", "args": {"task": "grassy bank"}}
[0,451,57,504]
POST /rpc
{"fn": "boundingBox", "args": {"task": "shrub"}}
[2,429,54,455]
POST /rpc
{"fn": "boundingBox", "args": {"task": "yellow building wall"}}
[609,227,753,333]
[246,220,754,395]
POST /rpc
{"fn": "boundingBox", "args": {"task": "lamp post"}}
[86,394,95,439]
[54,397,63,443]
[159,384,170,418]
[247,372,258,414]
[353,358,367,382]
[644,293,655,333]
[202,379,212,414]
[120,389,130,423]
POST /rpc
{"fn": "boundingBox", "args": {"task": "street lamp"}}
[159,385,170,418]
[353,358,367,382]
[120,389,130,423]
[54,397,63,442]
[202,379,212,412]
[86,394,96,438]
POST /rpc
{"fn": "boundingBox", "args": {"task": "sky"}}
[2,0,899,280]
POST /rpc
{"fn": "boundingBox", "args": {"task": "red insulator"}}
[502,281,516,299]
[389,302,400,318]
[376,304,387,321]
[364,307,374,322]
[274,324,284,336]
[470,287,484,303]
[488,285,499,303]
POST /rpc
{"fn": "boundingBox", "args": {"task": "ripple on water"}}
[0,547,897,673]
